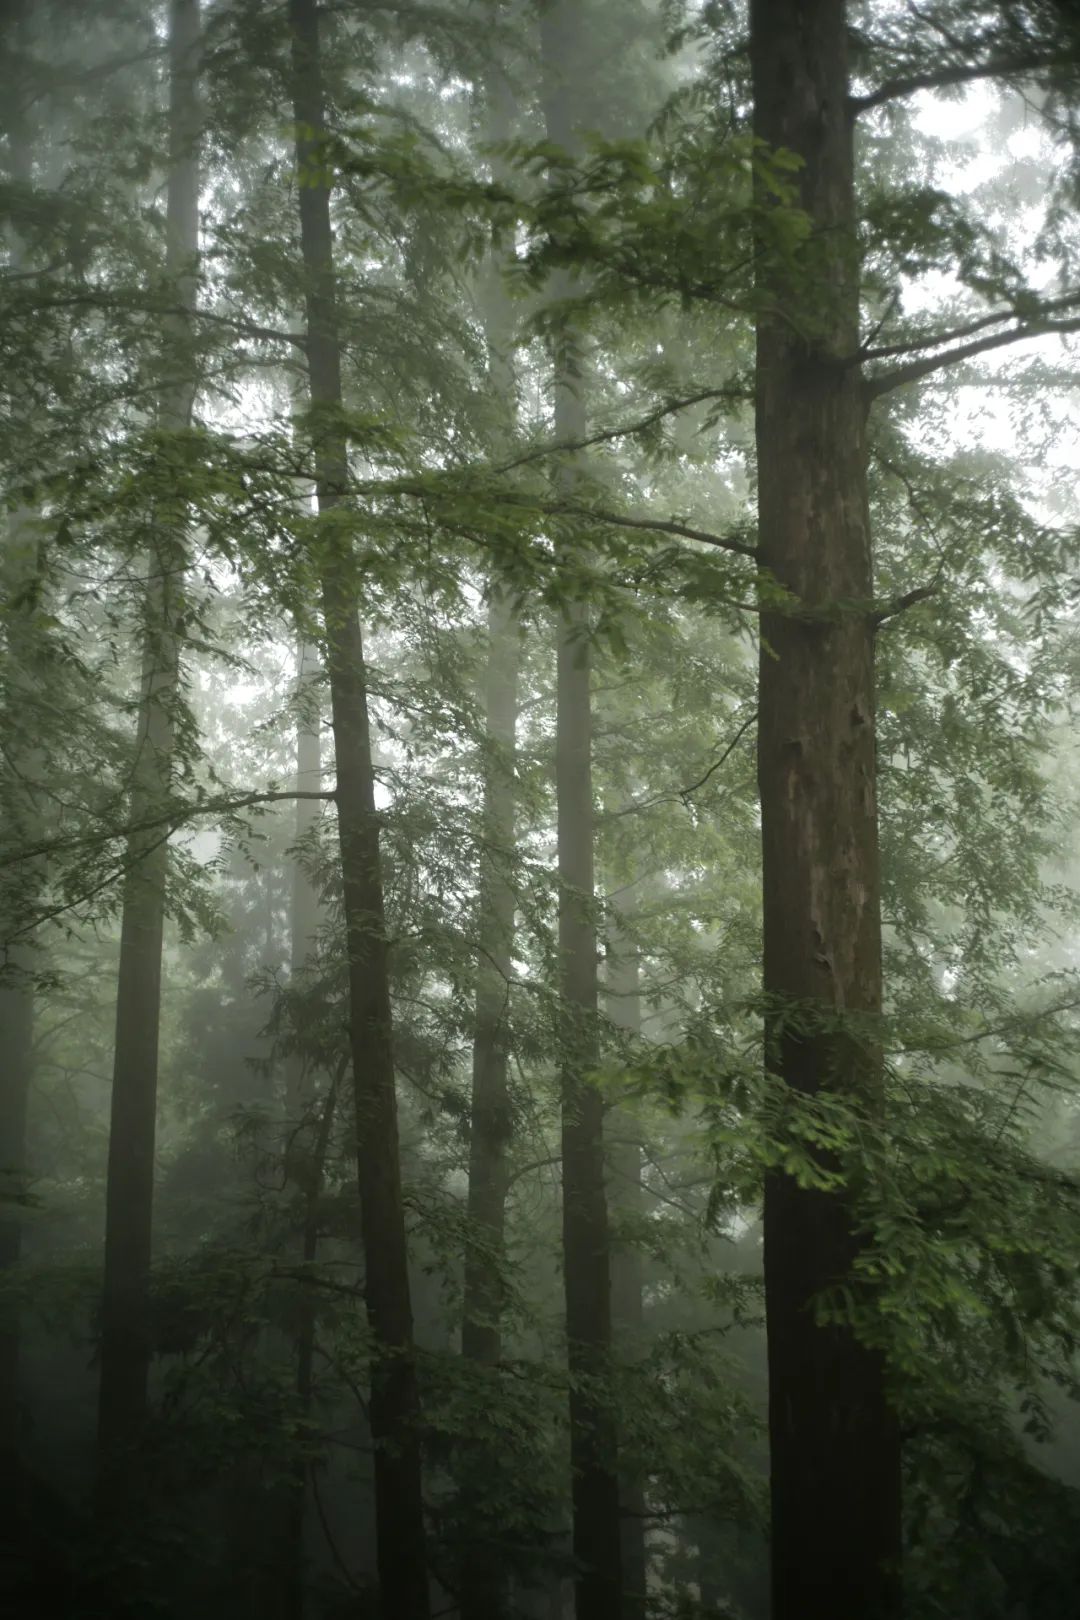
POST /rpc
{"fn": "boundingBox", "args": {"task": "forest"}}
[4,0,1080,1616]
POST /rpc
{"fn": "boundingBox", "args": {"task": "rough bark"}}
[97,0,200,1469]
[605,918,646,1620]
[540,5,622,1616]
[749,3,902,1616]
[287,3,429,1614]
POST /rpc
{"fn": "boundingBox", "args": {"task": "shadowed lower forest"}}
[6,1,1080,1616]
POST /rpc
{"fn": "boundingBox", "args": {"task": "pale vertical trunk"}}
[289,636,323,988]
[749,2,901,1616]
[461,586,518,1372]
[287,3,429,1614]
[539,4,622,1616]
[98,0,200,1470]
[458,74,522,1620]
[459,583,519,1620]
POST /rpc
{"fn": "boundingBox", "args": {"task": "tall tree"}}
[286,1,430,1613]
[751,0,902,1610]
[0,0,38,1503]
[540,2,623,1615]
[97,0,201,1470]
[605,909,646,1620]
[461,72,520,1381]
[279,634,324,1620]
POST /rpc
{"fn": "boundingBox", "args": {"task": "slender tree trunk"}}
[461,592,518,1374]
[458,74,522,1620]
[540,6,622,1616]
[749,3,902,1616]
[458,590,519,1620]
[605,917,646,1620]
[0,0,36,1501]
[282,1055,342,1620]
[290,637,323,983]
[287,4,429,1614]
[460,72,519,1376]
[97,0,200,1470]
[279,634,324,1620]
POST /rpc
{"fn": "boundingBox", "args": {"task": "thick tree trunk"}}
[748,3,902,1617]
[605,919,646,1620]
[540,7,622,1617]
[97,0,200,1470]
[287,4,429,1615]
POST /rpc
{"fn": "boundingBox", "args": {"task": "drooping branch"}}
[0,789,335,871]
[20,290,307,349]
[491,385,751,475]
[678,708,759,803]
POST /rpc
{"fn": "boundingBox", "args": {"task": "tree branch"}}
[24,291,307,349]
[861,290,1080,364]
[0,789,336,871]
[850,48,1080,115]
[678,708,759,804]
[548,501,759,559]
[491,386,751,475]
[865,315,1080,401]
[870,583,939,628]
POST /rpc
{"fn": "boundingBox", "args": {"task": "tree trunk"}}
[287,3,430,1615]
[458,589,519,1620]
[279,635,324,1620]
[97,0,200,1472]
[0,0,36,1503]
[539,5,622,1617]
[605,918,646,1620]
[458,72,522,1620]
[748,3,902,1617]
[461,591,518,1373]
[461,72,519,1378]
[289,637,323,986]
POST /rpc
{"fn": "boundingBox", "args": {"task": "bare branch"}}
[865,315,1080,401]
[861,290,1080,364]
[871,582,939,628]
[850,48,1080,115]
[679,709,759,804]
[548,500,759,559]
